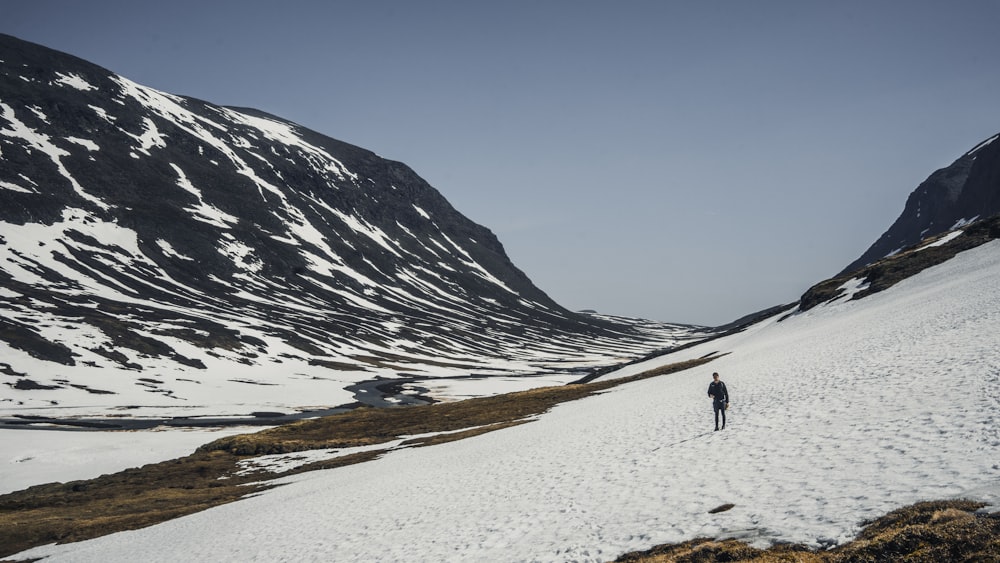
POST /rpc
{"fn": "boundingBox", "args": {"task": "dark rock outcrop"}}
[841,133,1000,275]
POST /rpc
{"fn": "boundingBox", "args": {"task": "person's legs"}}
[720,404,726,429]
[714,404,721,430]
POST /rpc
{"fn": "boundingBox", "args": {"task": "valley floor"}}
[7,241,1000,562]
[0,426,258,496]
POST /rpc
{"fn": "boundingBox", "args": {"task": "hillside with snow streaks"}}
[1,35,705,421]
[11,234,1000,563]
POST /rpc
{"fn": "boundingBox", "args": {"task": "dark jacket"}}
[708,380,729,404]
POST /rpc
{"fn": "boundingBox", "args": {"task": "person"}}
[707,372,729,431]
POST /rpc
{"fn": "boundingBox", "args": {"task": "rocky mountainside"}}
[0,34,703,421]
[796,132,1000,316]
[841,132,1000,275]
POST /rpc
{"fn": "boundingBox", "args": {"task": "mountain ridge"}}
[0,33,703,421]
[841,131,1000,275]
[5,31,999,424]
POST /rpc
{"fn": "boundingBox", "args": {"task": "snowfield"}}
[10,241,1000,562]
[0,426,259,496]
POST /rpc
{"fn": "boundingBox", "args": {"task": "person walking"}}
[707,372,729,431]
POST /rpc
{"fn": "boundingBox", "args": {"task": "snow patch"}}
[26,105,48,122]
[66,137,100,151]
[951,216,980,230]
[412,204,430,219]
[218,238,264,273]
[969,133,999,156]
[124,117,168,157]
[0,180,33,193]
[169,163,238,228]
[0,426,259,495]
[0,102,109,210]
[921,230,963,250]
[53,72,97,91]
[834,276,869,300]
[156,239,194,261]
[88,104,115,123]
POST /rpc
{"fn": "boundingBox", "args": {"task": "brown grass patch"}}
[616,538,823,563]
[614,500,1000,563]
[0,450,258,557]
[0,357,712,559]
[197,357,714,456]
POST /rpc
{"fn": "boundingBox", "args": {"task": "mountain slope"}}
[0,34,703,420]
[10,230,1000,563]
[841,131,1000,274]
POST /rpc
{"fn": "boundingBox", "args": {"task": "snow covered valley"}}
[5,240,999,562]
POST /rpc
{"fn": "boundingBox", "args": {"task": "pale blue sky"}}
[5,1,1000,325]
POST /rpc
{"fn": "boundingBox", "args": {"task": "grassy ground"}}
[614,500,1000,562]
[2,353,997,562]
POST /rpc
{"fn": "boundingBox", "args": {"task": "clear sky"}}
[4,1,1000,326]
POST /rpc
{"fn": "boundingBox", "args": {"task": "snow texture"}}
[1,426,258,495]
[10,241,1000,562]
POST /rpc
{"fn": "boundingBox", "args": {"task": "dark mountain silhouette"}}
[841,132,1000,275]
[795,132,1000,315]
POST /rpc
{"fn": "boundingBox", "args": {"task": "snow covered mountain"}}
[9,219,1000,563]
[3,31,1000,563]
[841,131,1000,274]
[0,34,702,422]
